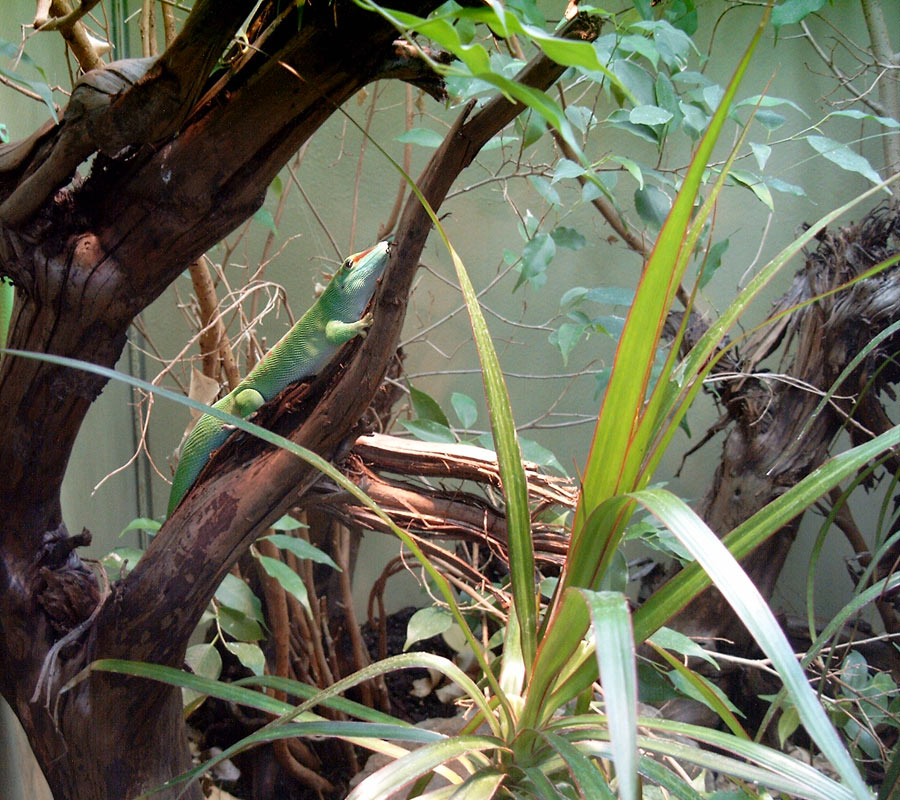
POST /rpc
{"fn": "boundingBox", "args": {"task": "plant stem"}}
[860,0,900,182]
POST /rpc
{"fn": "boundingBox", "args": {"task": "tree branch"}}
[98,11,603,666]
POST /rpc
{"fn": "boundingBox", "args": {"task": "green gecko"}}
[167,241,390,515]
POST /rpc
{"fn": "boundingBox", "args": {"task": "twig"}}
[33,0,101,30]
[335,525,374,708]
[859,0,900,180]
[378,84,415,240]
[0,72,51,104]
[140,0,158,58]
[39,0,105,71]
[257,537,334,794]
[189,258,240,390]
[283,160,342,260]
[348,84,380,251]
[799,19,886,117]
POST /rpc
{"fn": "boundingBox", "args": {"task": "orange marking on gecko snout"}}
[352,245,376,263]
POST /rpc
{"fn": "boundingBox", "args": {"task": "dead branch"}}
[668,204,900,647]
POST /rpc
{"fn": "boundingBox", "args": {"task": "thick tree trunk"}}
[0,2,445,797]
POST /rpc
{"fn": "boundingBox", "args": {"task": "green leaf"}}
[269,175,283,198]
[519,588,592,735]
[827,109,900,128]
[551,157,587,184]
[699,238,729,289]
[257,553,312,615]
[643,20,696,72]
[633,0,653,20]
[404,606,453,651]
[807,135,885,186]
[583,286,636,307]
[619,33,659,69]
[440,769,506,799]
[439,240,537,670]
[701,84,725,112]
[667,665,745,724]
[749,141,772,170]
[451,392,478,429]
[655,72,682,129]
[636,755,704,799]
[519,437,566,475]
[729,169,774,211]
[629,104,673,126]
[664,0,698,35]
[612,155,644,189]
[634,185,672,229]
[777,705,800,747]
[400,418,456,443]
[679,102,710,139]
[766,176,806,197]
[120,517,162,537]
[185,643,222,680]
[0,276,11,351]
[395,127,445,148]
[217,606,264,642]
[0,39,57,122]
[608,108,660,144]
[252,207,277,234]
[89,659,293,716]
[409,384,451,427]
[516,232,556,290]
[482,133,516,152]
[840,650,869,692]
[648,627,717,667]
[224,641,265,676]
[270,514,307,531]
[263,533,339,570]
[183,643,223,712]
[772,0,826,28]
[611,59,656,106]
[551,226,587,250]
[215,573,264,622]
[558,286,590,308]
[519,110,547,149]
[733,94,808,117]
[755,109,786,131]
[565,104,596,133]
[550,321,586,365]
[529,175,561,206]
[519,209,540,239]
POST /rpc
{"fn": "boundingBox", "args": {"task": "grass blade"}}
[634,420,900,641]
[580,590,638,800]
[630,488,870,800]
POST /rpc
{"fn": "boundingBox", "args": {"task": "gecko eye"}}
[342,258,354,271]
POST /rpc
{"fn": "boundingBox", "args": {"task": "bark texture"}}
[0,2,445,797]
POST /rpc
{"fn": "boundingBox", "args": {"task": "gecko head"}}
[332,240,391,300]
